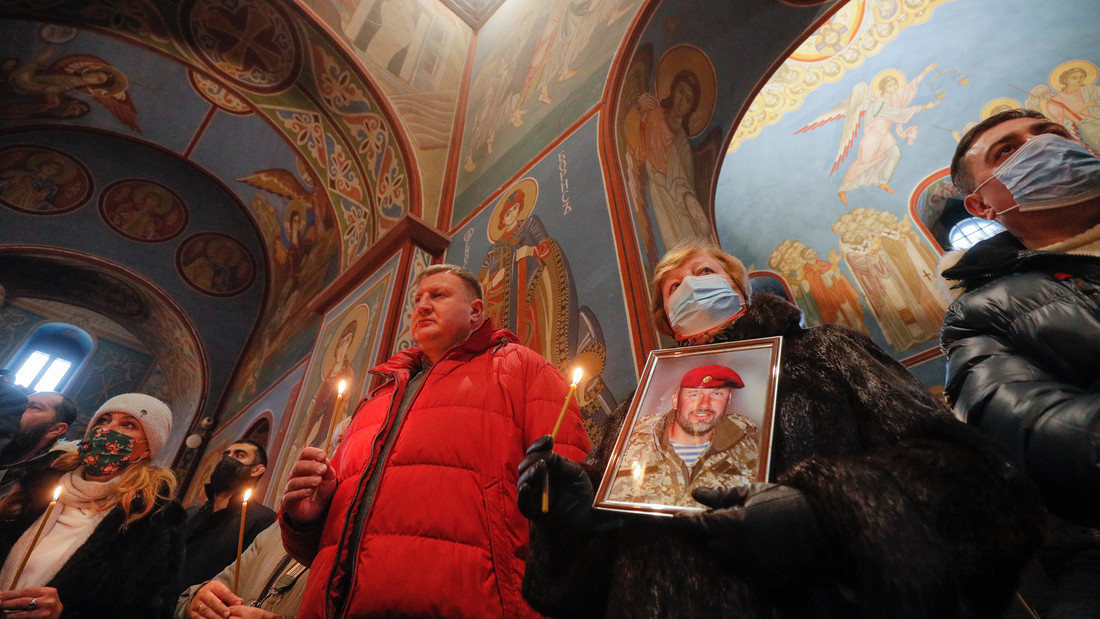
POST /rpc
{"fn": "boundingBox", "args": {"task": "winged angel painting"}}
[228,163,339,400]
[0,47,140,131]
[619,44,722,269]
[796,64,941,205]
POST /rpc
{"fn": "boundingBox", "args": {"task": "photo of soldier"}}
[608,364,758,508]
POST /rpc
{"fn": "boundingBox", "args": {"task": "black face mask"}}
[208,456,253,492]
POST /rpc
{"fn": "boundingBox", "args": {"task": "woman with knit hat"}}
[0,393,185,618]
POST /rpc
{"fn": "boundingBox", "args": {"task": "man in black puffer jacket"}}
[941,108,1100,617]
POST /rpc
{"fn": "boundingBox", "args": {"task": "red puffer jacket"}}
[283,319,590,618]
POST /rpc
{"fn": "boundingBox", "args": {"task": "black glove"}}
[517,435,620,531]
[676,483,829,587]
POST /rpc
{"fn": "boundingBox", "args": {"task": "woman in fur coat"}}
[518,241,1044,618]
[0,393,184,618]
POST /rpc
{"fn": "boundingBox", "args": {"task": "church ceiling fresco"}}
[0,0,415,269]
[452,0,641,226]
[715,0,1100,366]
[0,125,265,452]
[300,0,472,220]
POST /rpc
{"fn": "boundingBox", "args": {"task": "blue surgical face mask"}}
[666,274,744,339]
[972,132,1100,214]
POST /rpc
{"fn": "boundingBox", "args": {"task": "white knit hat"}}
[88,393,173,458]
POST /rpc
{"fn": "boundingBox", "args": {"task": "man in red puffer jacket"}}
[281,264,590,618]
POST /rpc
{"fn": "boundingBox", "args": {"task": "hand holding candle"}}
[543,368,582,513]
[322,379,348,456]
[11,485,61,589]
[234,488,251,593]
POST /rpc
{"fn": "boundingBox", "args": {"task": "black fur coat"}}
[0,489,186,619]
[523,294,1043,619]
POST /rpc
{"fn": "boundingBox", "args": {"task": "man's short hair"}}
[650,240,750,337]
[234,439,268,467]
[950,108,1050,193]
[37,392,78,426]
[414,264,483,301]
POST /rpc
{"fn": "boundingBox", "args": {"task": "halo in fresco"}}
[187,68,252,115]
[100,180,188,242]
[38,23,78,44]
[1049,60,1098,91]
[320,304,369,379]
[871,68,906,97]
[655,45,717,138]
[981,97,1022,119]
[0,145,92,214]
[177,233,256,296]
[182,0,302,94]
[487,178,539,243]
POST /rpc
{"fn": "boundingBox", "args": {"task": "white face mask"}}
[666,274,744,339]
[971,132,1100,215]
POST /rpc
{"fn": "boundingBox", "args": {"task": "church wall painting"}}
[0,144,92,215]
[184,360,308,508]
[715,0,1100,367]
[609,0,839,327]
[447,114,636,442]
[301,0,473,220]
[451,0,641,226]
[390,245,432,353]
[268,253,400,502]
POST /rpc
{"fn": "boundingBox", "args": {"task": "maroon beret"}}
[679,365,744,389]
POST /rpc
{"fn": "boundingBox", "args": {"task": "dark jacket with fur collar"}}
[0,488,186,618]
[524,293,1043,619]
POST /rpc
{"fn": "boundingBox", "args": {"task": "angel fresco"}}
[620,45,721,268]
[1026,61,1100,156]
[229,164,338,400]
[0,47,139,131]
[797,64,942,205]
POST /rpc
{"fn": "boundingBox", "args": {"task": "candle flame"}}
[337,380,347,396]
[243,488,251,503]
[571,368,582,386]
[632,461,643,484]
[52,486,61,501]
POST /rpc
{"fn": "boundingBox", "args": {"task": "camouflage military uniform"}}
[608,409,758,508]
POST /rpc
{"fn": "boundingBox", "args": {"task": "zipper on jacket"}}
[329,365,432,619]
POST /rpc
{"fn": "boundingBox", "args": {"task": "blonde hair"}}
[650,240,750,336]
[52,453,177,527]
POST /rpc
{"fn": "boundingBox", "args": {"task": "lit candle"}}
[11,486,61,589]
[543,368,582,513]
[322,380,348,456]
[234,488,251,593]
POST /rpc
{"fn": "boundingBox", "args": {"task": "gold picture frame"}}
[594,336,782,516]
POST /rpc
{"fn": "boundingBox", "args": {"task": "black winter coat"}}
[0,487,186,619]
[524,294,1043,619]
[941,231,1100,527]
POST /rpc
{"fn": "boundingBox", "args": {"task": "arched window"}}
[948,216,1004,251]
[6,322,93,392]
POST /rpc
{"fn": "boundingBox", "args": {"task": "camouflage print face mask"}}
[77,428,142,477]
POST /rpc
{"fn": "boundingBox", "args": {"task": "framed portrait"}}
[594,336,783,516]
